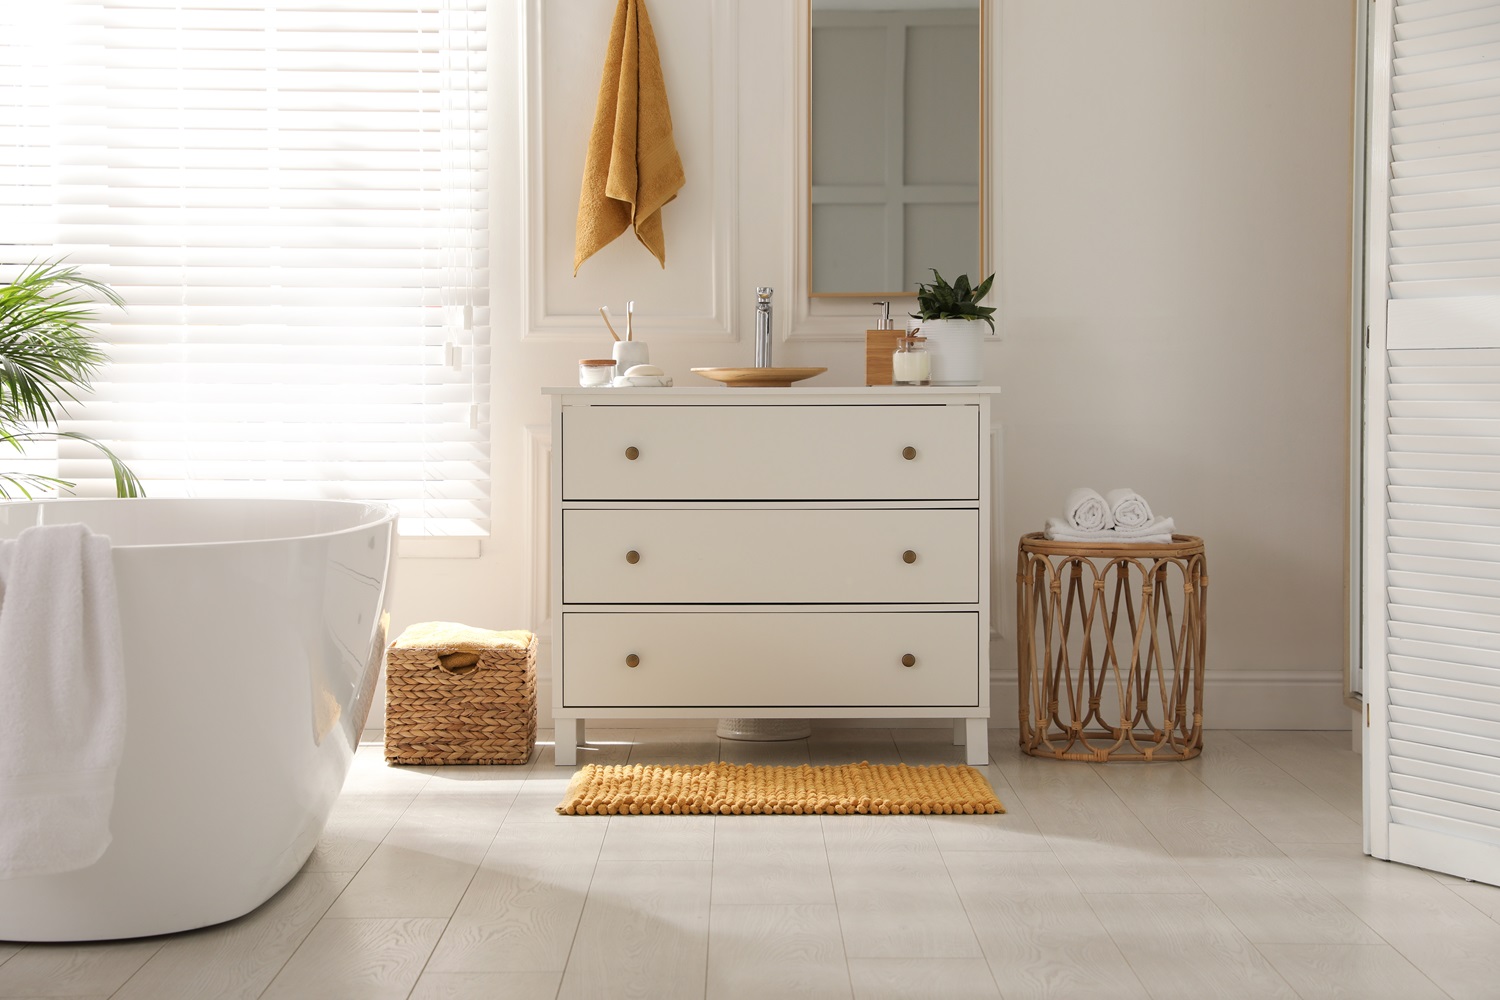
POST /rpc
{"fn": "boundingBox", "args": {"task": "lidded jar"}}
[892,334,931,386]
[578,358,616,387]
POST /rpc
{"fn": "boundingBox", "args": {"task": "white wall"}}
[381,0,1356,731]
[993,0,1355,728]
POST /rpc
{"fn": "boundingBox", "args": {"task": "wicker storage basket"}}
[385,622,537,765]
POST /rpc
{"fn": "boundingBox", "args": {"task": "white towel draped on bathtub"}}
[1063,487,1113,531]
[0,523,125,879]
[1104,487,1154,529]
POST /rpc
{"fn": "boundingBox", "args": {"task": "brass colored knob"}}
[626,653,640,668]
[902,549,917,564]
[902,446,917,460]
[625,446,640,460]
[901,653,916,668]
[626,549,640,564]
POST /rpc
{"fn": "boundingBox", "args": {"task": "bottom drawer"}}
[561,611,979,709]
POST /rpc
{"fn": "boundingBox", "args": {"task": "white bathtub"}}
[0,498,397,941]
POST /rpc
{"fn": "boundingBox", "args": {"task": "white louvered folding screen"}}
[0,0,489,536]
[1365,0,1500,884]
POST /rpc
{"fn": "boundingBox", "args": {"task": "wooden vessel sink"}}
[690,366,827,388]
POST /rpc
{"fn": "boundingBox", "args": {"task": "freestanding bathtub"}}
[0,498,397,941]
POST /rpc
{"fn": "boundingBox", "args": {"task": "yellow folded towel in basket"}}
[573,0,685,272]
[391,621,534,655]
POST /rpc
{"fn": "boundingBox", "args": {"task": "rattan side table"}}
[1016,532,1208,761]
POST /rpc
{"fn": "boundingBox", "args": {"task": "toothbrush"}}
[626,300,634,341]
[599,306,621,342]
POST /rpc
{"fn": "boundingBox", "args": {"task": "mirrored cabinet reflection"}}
[808,0,984,298]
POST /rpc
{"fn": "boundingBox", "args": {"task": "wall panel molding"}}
[990,669,1351,732]
[524,423,553,685]
[522,0,738,342]
[786,0,997,343]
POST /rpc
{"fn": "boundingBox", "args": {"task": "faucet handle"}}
[756,287,773,303]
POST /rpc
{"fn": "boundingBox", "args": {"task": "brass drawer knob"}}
[625,446,640,460]
[902,446,917,460]
[626,549,640,564]
[626,653,640,668]
[902,549,917,564]
[901,653,916,668]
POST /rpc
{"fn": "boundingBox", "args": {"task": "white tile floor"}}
[3,727,1499,999]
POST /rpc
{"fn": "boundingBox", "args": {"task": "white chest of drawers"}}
[546,386,995,765]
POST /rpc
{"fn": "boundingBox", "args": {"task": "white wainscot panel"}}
[527,0,737,340]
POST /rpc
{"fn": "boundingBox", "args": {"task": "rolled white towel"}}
[1112,516,1174,539]
[1104,488,1154,529]
[1063,488,1113,531]
[1044,516,1176,544]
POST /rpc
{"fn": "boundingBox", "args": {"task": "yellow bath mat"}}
[556,762,1004,816]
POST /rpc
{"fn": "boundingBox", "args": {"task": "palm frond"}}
[0,471,73,501]
[0,259,142,498]
[0,260,120,426]
[4,429,146,498]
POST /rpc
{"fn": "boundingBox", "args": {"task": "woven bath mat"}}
[556,761,1004,816]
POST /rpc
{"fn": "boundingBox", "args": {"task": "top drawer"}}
[561,403,979,501]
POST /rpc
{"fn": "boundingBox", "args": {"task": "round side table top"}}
[1018,531,1205,558]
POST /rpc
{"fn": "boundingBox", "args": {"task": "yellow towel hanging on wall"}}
[573,0,685,273]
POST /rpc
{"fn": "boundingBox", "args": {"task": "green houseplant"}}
[911,269,996,330]
[909,269,995,387]
[0,260,142,498]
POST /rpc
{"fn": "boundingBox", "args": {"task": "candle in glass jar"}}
[892,335,931,386]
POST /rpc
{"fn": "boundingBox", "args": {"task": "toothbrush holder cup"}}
[612,340,649,374]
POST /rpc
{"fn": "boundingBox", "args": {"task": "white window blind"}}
[0,0,490,536]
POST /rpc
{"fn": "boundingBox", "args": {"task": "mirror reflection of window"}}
[809,0,982,298]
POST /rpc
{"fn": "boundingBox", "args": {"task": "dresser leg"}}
[964,718,988,766]
[953,719,966,746]
[555,717,580,766]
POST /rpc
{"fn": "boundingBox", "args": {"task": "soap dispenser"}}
[865,301,904,386]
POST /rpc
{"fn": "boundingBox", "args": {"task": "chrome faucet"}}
[754,287,773,368]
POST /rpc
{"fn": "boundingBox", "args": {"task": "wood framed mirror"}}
[807,0,986,298]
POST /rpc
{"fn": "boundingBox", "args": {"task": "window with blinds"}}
[0,0,490,536]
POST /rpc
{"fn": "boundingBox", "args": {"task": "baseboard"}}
[366,666,1351,739]
[989,668,1352,731]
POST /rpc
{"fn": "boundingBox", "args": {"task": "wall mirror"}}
[808,0,985,298]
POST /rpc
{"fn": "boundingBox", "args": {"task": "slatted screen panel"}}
[1371,0,1500,881]
[1387,0,1500,302]
[1385,348,1500,847]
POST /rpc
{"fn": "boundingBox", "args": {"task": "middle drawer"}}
[562,507,980,605]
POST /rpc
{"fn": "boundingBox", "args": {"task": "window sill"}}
[398,536,483,559]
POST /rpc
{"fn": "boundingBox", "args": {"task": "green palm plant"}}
[0,260,142,498]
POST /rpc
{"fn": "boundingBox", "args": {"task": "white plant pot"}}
[912,318,985,386]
